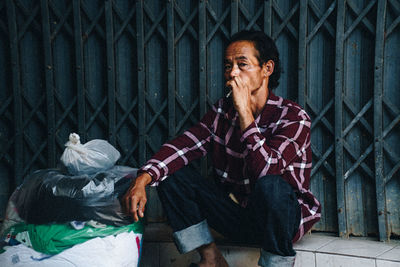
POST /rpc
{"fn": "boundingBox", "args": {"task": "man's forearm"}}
[238,108,255,131]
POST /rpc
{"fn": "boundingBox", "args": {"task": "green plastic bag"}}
[6,220,143,255]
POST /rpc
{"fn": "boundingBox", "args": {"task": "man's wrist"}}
[238,108,254,131]
[136,172,152,186]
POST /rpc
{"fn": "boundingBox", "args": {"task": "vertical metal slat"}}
[40,0,56,167]
[136,0,145,165]
[167,0,175,139]
[6,0,23,186]
[199,0,207,178]
[231,0,238,35]
[264,0,272,36]
[334,0,347,238]
[105,0,116,145]
[199,0,206,117]
[72,0,85,141]
[298,0,307,108]
[373,0,388,241]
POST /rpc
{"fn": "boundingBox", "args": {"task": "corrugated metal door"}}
[0,0,399,241]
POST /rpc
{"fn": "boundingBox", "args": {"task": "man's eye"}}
[238,63,247,68]
[224,65,232,71]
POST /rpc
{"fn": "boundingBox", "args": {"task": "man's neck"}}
[251,86,269,118]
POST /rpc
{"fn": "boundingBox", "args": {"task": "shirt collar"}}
[257,91,281,126]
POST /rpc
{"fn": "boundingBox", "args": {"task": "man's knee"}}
[253,175,296,205]
[252,175,301,238]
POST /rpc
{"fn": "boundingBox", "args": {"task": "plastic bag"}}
[3,221,143,255]
[0,189,24,239]
[0,232,142,267]
[60,133,120,175]
[13,166,137,226]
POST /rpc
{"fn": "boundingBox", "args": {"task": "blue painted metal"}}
[41,0,56,167]
[0,0,399,240]
[298,0,307,109]
[334,0,346,238]
[374,0,387,242]
[0,0,12,219]
[231,0,239,35]
[381,0,400,239]
[136,0,145,166]
[199,0,207,178]
[6,0,23,188]
[306,0,337,233]
[343,0,377,237]
[264,0,272,36]
[73,0,86,141]
[105,0,116,145]
[167,0,175,140]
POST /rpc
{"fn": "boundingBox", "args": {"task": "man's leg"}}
[157,168,300,267]
[246,175,301,267]
[157,167,241,266]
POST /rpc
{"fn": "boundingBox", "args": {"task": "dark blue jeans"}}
[157,166,301,257]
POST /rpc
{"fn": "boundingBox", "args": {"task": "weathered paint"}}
[0,0,399,241]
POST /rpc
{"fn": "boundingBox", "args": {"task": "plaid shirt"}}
[140,92,321,242]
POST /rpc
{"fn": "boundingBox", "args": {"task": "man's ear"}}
[262,60,274,77]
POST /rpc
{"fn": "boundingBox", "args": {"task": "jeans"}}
[157,167,301,266]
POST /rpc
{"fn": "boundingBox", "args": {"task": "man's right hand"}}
[122,172,152,222]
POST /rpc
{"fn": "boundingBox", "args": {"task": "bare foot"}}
[196,242,228,267]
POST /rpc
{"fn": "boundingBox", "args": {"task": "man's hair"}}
[228,30,281,90]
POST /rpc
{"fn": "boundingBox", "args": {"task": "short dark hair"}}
[228,30,281,90]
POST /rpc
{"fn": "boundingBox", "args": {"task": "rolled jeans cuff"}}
[258,249,295,267]
[173,220,214,254]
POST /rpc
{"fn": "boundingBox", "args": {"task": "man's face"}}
[224,40,267,93]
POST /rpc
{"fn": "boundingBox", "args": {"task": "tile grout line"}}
[314,251,317,267]
[313,238,337,252]
[294,237,340,253]
[374,244,398,259]
[310,250,400,263]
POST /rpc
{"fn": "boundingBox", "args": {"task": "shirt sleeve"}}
[138,101,220,186]
[240,108,311,179]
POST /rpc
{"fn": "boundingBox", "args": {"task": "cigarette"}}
[225,90,232,98]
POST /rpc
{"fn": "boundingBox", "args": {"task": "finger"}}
[138,198,147,218]
[227,80,239,96]
[233,76,244,90]
[225,80,234,89]
[130,197,139,222]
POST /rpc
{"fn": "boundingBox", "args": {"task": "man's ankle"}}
[196,243,228,267]
[198,242,218,259]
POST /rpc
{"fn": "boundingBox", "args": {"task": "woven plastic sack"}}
[60,133,120,175]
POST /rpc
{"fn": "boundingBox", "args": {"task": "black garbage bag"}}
[13,166,137,226]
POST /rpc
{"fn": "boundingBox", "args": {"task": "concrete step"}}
[139,224,400,267]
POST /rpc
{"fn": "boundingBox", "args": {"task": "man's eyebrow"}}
[224,56,248,63]
[235,56,248,60]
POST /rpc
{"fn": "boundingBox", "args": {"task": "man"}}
[123,30,321,267]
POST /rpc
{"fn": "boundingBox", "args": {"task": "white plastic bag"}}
[60,133,120,175]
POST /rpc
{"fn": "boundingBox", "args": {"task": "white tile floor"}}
[140,233,400,267]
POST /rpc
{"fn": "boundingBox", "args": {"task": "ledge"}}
[141,223,400,267]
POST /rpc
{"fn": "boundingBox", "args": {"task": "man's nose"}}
[229,65,240,78]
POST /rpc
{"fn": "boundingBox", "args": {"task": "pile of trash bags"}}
[0,133,143,267]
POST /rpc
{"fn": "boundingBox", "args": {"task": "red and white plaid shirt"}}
[140,92,321,242]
